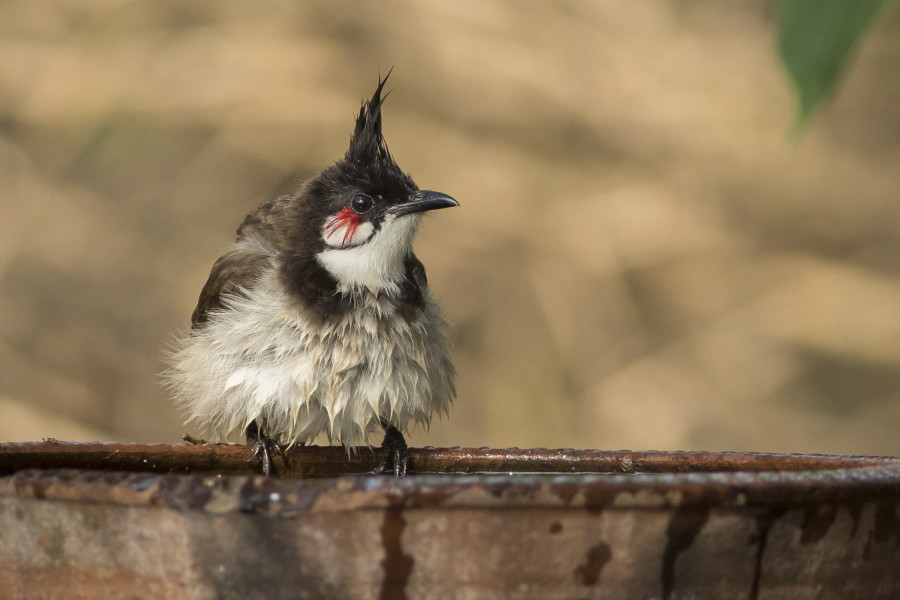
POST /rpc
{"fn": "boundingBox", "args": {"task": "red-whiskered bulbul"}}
[164,73,457,476]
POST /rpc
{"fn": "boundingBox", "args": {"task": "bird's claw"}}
[371,425,409,477]
[245,420,285,477]
[248,436,285,476]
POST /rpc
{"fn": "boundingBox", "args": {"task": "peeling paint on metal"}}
[380,499,414,600]
[661,505,710,600]
[573,541,612,586]
[800,504,839,545]
[873,503,900,547]
[749,507,788,600]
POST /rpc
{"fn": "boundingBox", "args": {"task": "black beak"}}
[387,190,459,218]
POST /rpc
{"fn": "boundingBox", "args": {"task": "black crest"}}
[346,70,396,172]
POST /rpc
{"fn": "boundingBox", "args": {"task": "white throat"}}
[317,213,422,294]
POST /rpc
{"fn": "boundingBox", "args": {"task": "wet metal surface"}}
[0,440,888,477]
[1,442,899,599]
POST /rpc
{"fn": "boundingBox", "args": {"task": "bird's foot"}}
[371,425,409,477]
[248,437,285,477]
[245,420,285,477]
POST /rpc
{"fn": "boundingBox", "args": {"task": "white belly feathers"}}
[165,269,455,448]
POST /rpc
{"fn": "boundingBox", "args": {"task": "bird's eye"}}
[350,194,373,214]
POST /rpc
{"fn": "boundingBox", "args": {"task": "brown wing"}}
[191,196,293,328]
[190,248,271,328]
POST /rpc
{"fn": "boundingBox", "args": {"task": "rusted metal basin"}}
[1,441,899,599]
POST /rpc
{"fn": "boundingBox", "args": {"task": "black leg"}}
[245,419,285,477]
[371,421,409,477]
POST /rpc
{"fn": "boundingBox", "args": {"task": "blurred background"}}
[2,1,900,456]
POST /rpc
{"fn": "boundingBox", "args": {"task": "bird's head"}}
[303,73,458,294]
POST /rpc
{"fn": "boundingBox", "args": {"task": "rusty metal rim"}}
[0,441,893,476]
[1,442,899,515]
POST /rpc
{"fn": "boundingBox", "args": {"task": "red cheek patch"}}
[325,207,362,248]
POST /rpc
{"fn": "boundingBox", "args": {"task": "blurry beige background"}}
[2,2,900,456]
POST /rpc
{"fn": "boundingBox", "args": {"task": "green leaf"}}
[777,0,891,132]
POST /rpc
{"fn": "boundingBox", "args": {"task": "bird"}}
[164,73,457,477]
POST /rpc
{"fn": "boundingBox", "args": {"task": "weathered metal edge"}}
[0,441,893,477]
[3,467,900,516]
[1,442,899,517]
